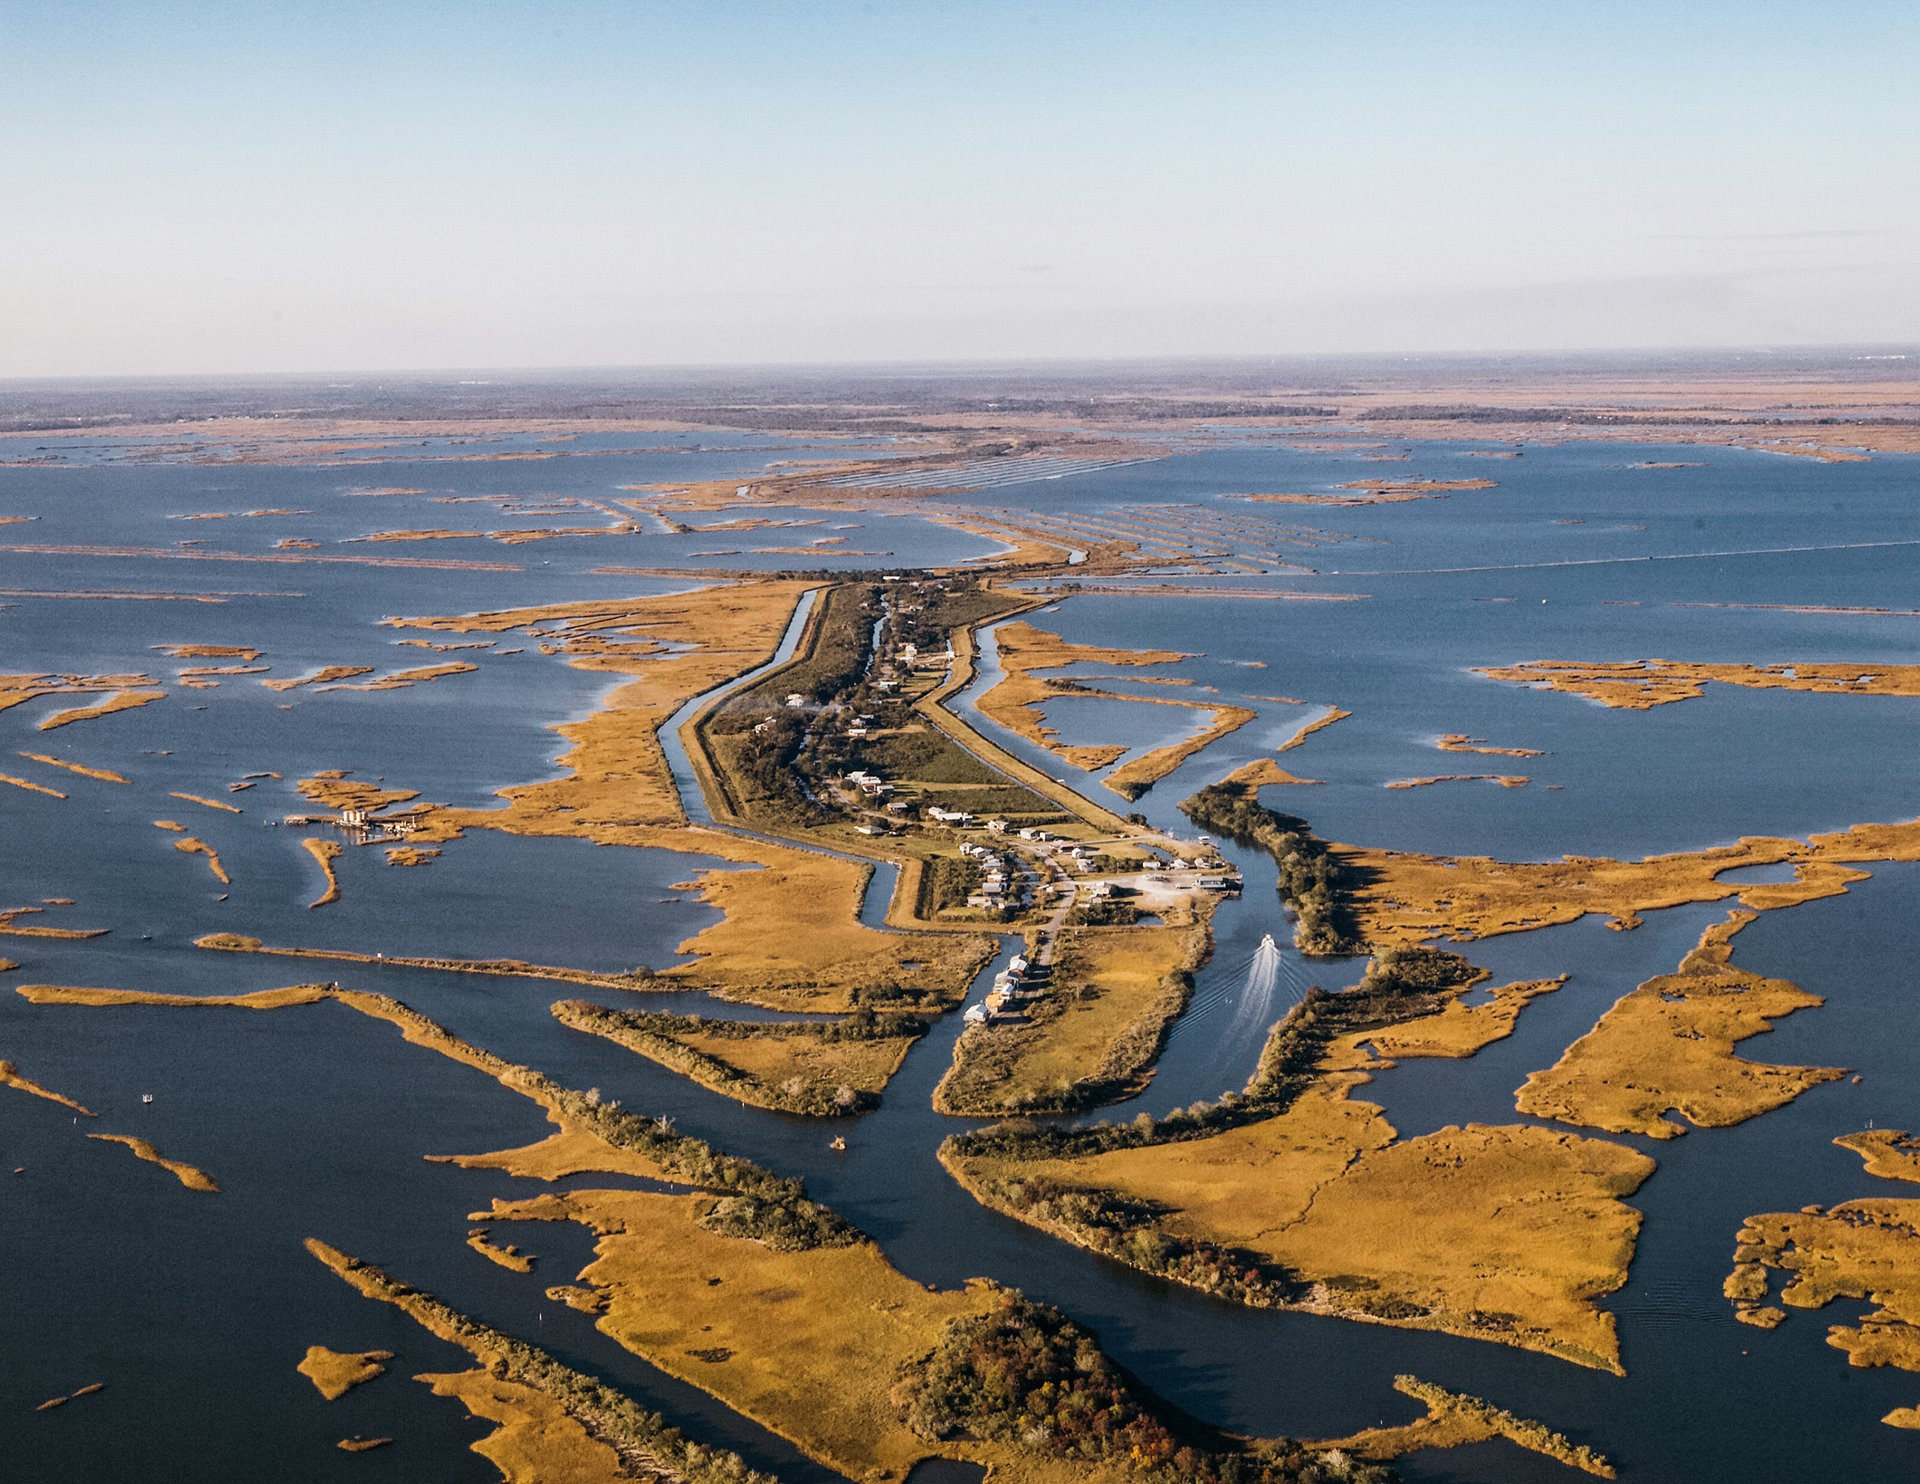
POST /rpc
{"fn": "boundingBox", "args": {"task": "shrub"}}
[1179,783,1364,955]
[896,1294,1392,1482]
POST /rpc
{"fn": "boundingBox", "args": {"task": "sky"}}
[3,0,1916,376]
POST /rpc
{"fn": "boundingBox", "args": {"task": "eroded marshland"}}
[5,420,1920,1483]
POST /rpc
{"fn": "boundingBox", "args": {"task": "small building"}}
[785,692,806,708]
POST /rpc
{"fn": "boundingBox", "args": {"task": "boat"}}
[141,1094,154,1105]
[828,1135,847,1151]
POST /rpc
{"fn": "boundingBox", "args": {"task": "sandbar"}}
[169,790,242,814]
[299,839,343,907]
[1222,758,1323,787]
[36,689,165,731]
[1386,774,1528,790]
[0,1058,96,1115]
[0,772,65,799]
[297,1346,391,1401]
[1278,707,1350,752]
[1436,733,1544,757]
[263,666,373,692]
[1316,1374,1614,1476]
[87,1133,219,1192]
[467,1228,536,1273]
[18,753,130,783]
[0,905,107,939]
[321,661,478,691]
[172,837,231,885]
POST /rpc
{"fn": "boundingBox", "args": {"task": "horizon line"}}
[4,340,1919,390]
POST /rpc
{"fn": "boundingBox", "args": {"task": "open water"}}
[2,433,1916,1480]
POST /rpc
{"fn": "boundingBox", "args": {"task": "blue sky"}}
[3,1,1915,374]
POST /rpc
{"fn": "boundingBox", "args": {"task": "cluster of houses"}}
[959,841,1027,912]
[983,820,1057,842]
[861,632,955,701]
[964,952,1044,1026]
[894,640,953,672]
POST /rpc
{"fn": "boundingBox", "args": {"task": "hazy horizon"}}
[6,343,1918,399]
[6,0,1917,378]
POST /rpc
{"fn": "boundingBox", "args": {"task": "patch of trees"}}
[886,578,1024,656]
[694,1192,859,1251]
[1180,783,1363,954]
[856,726,1001,786]
[951,1172,1290,1305]
[718,583,881,724]
[1065,896,1141,927]
[896,1293,1390,1482]
[1357,944,1481,995]
[710,713,821,823]
[541,1082,858,1249]
[923,854,984,915]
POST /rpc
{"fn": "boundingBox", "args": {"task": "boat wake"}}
[1176,932,1308,1050]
